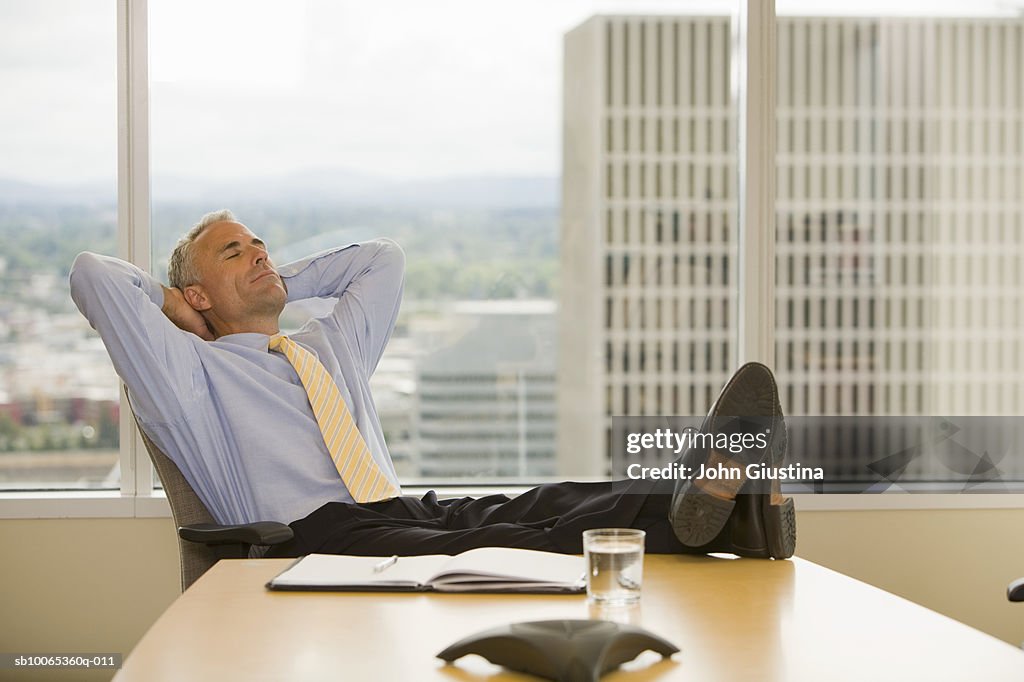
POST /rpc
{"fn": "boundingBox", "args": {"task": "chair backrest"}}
[126,394,220,591]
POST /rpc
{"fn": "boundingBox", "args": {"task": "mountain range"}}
[0,170,559,209]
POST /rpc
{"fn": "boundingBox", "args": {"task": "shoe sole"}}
[768,496,797,559]
[764,411,795,559]
[669,493,736,547]
[669,425,790,549]
[670,362,783,548]
[733,424,796,559]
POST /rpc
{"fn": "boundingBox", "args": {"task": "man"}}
[71,210,794,559]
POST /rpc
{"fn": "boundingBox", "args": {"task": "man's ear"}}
[183,284,212,312]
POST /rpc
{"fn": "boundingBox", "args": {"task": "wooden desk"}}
[116,555,1024,681]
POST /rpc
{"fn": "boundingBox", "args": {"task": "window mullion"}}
[734,0,777,366]
[117,0,153,500]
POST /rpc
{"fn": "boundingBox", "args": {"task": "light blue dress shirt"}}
[70,240,405,525]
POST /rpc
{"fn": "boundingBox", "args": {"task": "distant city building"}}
[559,15,1024,477]
[368,336,418,478]
[408,300,557,479]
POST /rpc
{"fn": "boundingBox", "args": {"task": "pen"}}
[373,555,399,573]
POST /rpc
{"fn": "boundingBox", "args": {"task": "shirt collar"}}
[212,332,275,350]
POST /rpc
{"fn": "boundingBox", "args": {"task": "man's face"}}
[185,220,287,326]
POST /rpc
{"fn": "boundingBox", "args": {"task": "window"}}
[0,1,119,490]
[775,1,1024,486]
[5,0,1022,505]
[147,0,733,482]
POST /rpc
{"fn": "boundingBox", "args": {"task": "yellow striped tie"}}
[269,334,399,503]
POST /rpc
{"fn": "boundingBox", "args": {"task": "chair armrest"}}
[1007,577,1024,602]
[178,521,294,547]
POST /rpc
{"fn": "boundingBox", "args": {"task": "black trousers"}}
[266,480,690,558]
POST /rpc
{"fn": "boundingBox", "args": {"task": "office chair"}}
[127,393,294,591]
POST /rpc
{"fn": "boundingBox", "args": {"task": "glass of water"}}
[582,528,645,606]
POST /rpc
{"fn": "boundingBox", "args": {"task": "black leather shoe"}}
[668,362,793,558]
[724,485,796,559]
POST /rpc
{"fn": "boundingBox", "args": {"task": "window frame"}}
[1,0,1020,519]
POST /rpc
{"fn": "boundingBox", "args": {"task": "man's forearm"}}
[279,239,405,304]
[277,239,405,377]
[69,251,203,423]
[70,252,164,323]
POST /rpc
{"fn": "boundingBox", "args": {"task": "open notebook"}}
[266,547,586,594]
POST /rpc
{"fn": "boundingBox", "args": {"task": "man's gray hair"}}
[167,209,237,289]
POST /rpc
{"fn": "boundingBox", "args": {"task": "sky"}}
[1,0,1023,186]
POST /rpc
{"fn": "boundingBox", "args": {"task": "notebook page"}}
[271,553,450,588]
[428,547,585,586]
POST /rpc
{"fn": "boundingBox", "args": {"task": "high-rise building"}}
[411,301,557,479]
[559,15,1024,478]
